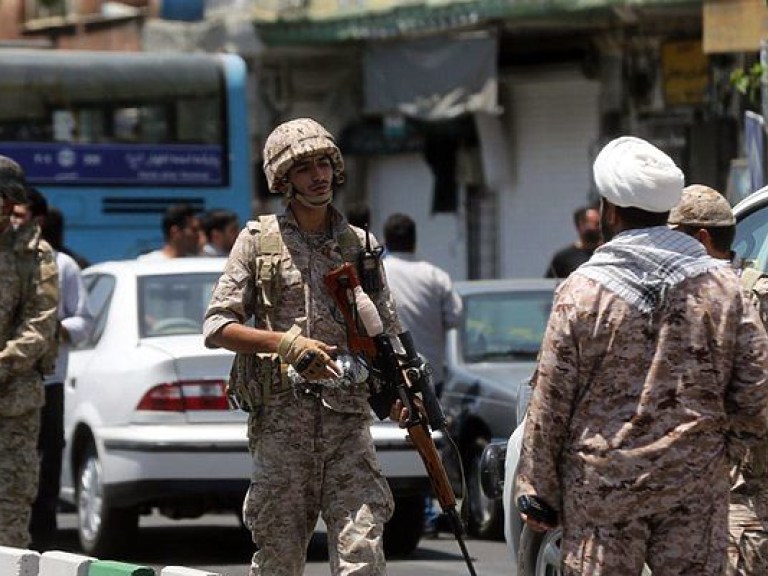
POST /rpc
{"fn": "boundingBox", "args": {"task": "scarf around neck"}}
[575,226,727,314]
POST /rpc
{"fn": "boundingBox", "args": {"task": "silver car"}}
[440,278,557,539]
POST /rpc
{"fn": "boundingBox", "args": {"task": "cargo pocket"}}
[360,445,395,522]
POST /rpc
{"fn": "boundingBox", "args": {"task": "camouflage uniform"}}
[0,220,59,547]
[727,275,768,575]
[204,204,401,575]
[516,258,768,576]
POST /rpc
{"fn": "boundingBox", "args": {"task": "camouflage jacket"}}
[204,205,402,415]
[515,268,768,526]
[731,274,768,523]
[0,222,59,416]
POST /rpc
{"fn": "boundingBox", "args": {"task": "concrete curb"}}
[40,550,95,576]
[0,548,223,576]
[0,546,40,576]
[161,568,221,576]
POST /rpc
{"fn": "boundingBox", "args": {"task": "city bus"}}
[0,49,253,263]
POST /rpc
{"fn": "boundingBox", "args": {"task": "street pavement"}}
[56,512,514,575]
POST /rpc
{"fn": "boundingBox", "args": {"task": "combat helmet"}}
[668,184,735,228]
[0,155,27,204]
[263,118,344,193]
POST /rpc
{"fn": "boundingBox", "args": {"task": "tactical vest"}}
[15,233,58,376]
[226,214,362,411]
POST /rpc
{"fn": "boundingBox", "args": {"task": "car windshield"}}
[461,290,553,363]
[139,273,218,337]
[734,205,768,271]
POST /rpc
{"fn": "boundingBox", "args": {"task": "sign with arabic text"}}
[0,142,224,186]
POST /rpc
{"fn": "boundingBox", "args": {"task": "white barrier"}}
[40,551,95,576]
[0,546,40,576]
[0,547,222,576]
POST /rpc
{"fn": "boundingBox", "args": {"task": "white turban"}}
[593,136,683,213]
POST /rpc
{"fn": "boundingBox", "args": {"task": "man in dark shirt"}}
[545,204,601,278]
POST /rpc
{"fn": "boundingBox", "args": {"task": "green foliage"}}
[731,62,765,107]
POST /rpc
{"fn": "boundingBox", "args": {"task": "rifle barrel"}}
[447,509,479,576]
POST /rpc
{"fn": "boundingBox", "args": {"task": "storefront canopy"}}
[253,0,700,45]
[364,34,500,119]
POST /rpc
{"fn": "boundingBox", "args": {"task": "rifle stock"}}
[407,422,456,510]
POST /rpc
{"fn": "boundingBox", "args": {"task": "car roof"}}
[454,278,559,296]
[84,257,227,277]
[734,185,768,219]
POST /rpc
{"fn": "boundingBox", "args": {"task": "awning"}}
[364,34,500,119]
[253,0,700,45]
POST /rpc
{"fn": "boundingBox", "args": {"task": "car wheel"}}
[77,443,139,556]
[466,437,504,539]
[383,495,424,557]
[518,524,562,576]
[518,525,654,576]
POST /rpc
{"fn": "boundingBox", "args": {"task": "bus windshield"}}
[0,49,252,263]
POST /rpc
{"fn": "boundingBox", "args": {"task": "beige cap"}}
[668,184,735,227]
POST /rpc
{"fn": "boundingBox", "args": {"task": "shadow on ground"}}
[53,519,463,567]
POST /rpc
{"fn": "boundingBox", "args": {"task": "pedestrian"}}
[200,208,240,257]
[669,184,768,576]
[544,204,601,278]
[382,213,461,396]
[137,203,202,260]
[382,212,462,535]
[203,117,403,576]
[514,136,768,576]
[0,156,59,548]
[29,204,90,270]
[12,188,95,551]
[346,203,371,230]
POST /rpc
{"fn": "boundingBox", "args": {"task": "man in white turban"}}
[514,136,768,575]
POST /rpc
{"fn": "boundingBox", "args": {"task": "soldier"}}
[514,136,768,576]
[668,184,737,262]
[0,156,59,548]
[11,187,95,551]
[669,185,768,576]
[203,118,403,575]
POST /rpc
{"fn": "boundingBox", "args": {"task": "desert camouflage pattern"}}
[0,223,58,547]
[243,393,393,576]
[0,222,59,413]
[0,410,41,547]
[727,275,768,576]
[563,483,728,575]
[262,118,344,193]
[204,205,401,415]
[204,204,400,574]
[0,155,28,204]
[516,269,768,573]
[668,184,736,227]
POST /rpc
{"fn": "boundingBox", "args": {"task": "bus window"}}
[0,49,252,263]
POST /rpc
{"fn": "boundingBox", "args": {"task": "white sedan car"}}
[61,257,431,557]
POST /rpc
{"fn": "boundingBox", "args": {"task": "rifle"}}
[325,263,477,576]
